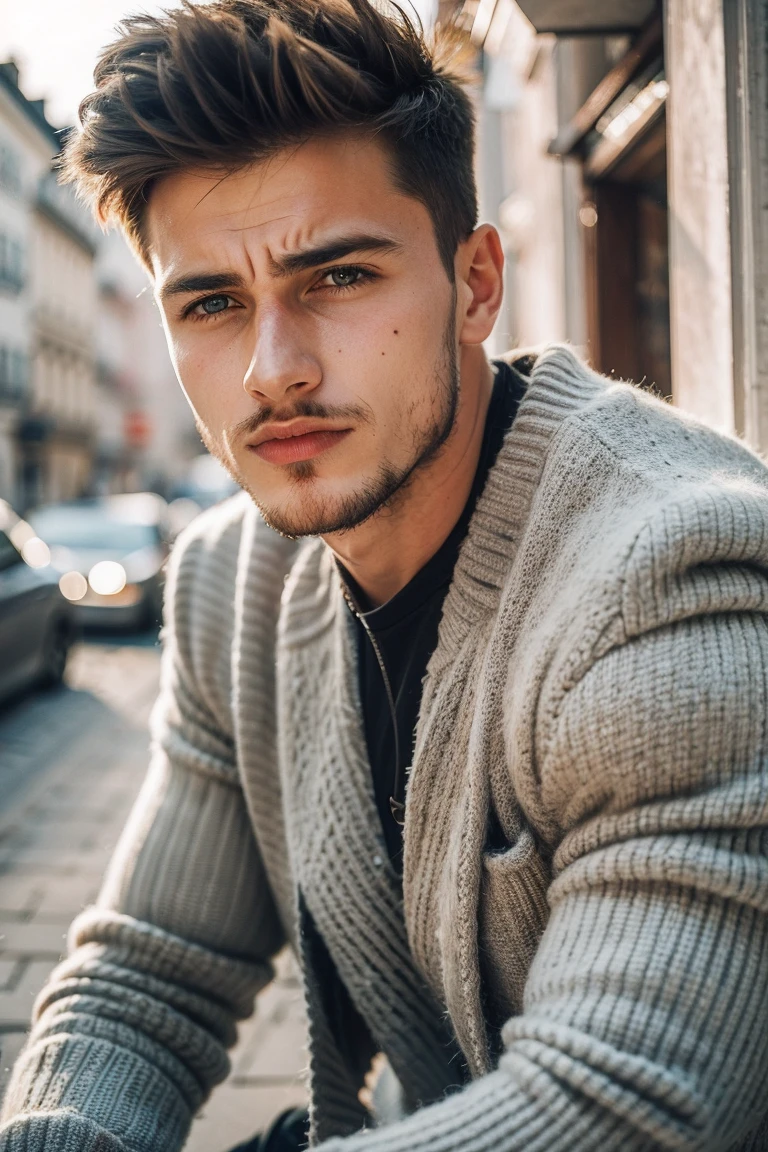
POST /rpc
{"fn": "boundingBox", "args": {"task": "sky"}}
[1,0,436,130]
[1,1,183,128]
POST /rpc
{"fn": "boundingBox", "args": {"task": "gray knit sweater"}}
[3,345,768,1152]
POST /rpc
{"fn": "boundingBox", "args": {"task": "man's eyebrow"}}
[157,235,402,302]
[271,233,402,276]
[157,270,248,303]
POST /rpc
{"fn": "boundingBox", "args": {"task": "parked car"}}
[27,494,171,630]
[0,501,75,704]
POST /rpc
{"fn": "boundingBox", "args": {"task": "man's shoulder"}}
[568,372,768,587]
[508,351,768,682]
[520,348,768,550]
[171,489,253,564]
[170,490,296,582]
[166,490,299,638]
[514,345,765,487]
[575,372,767,490]
[158,492,301,731]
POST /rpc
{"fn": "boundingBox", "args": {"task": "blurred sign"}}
[124,410,151,448]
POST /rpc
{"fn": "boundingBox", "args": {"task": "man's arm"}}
[317,605,768,1151]
[0,503,291,1152]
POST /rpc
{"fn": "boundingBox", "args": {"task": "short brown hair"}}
[61,0,477,275]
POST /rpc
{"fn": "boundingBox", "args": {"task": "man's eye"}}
[198,295,231,315]
[323,267,368,289]
[183,293,245,322]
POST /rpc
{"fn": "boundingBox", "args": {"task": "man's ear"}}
[455,224,504,346]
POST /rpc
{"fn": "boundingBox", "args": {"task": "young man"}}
[3,1,768,1150]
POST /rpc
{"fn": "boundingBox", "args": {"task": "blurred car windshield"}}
[0,530,22,572]
[29,507,159,553]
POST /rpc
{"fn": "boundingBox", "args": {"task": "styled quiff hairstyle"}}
[61,0,478,275]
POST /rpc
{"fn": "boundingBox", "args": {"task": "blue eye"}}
[328,268,361,287]
[200,295,230,314]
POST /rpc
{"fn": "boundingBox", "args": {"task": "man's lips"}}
[248,426,352,465]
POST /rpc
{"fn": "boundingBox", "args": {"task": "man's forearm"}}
[0,907,273,1152]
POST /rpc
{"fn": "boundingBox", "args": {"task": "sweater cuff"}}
[1,1034,192,1152]
[0,1111,127,1151]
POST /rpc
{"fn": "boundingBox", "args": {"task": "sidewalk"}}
[0,642,307,1150]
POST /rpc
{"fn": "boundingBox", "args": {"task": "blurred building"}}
[94,262,140,496]
[463,0,768,454]
[25,171,99,508]
[0,61,98,510]
[0,60,53,508]
[95,230,199,499]
[0,61,199,511]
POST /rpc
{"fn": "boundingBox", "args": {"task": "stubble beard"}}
[198,316,460,540]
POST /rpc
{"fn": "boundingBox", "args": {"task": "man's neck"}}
[324,348,495,608]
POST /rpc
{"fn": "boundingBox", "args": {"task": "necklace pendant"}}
[389,796,406,826]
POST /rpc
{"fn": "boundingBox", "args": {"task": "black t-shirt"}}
[341,360,527,872]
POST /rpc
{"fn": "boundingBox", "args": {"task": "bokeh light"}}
[88,560,127,596]
[59,571,88,601]
[21,536,51,568]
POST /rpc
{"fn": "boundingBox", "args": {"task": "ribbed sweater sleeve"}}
[318,606,768,1151]
[0,501,286,1152]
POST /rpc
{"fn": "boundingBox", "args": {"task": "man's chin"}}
[253,498,377,541]
[243,462,408,540]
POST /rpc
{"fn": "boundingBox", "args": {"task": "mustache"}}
[230,398,372,446]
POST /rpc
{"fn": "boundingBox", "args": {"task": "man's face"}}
[147,134,460,538]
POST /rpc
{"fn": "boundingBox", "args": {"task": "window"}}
[0,141,22,197]
[0,531,23,573]
[10,350,27,391]
[0,345,27,400]
[0,232,24,292]
[581,63,672,397]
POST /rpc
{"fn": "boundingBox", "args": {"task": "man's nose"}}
[243,305,322,403]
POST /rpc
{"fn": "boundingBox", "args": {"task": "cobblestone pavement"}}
[0,637,307,1150]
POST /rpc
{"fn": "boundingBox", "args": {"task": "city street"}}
[0,635,307,1150]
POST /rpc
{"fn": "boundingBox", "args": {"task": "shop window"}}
[579,57,671,396]
[550,13,671,398]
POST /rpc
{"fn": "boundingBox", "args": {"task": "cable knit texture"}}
[2,345,768,1152]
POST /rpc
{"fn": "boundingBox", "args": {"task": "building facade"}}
[464,0,768,453]
[0,61,53,508]
[0,61,200,511]
[0,61,100,511]
[95,229,199,500]
[24,171,99,509]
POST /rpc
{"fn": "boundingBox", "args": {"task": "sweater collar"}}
[429,344,606,671]
[272,344,603,655]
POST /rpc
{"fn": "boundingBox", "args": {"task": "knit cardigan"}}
[3,345,768,1152]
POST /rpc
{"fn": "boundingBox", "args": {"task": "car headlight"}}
[60,571,88,601]
[21,536,50,568]
[88,560,127,596]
